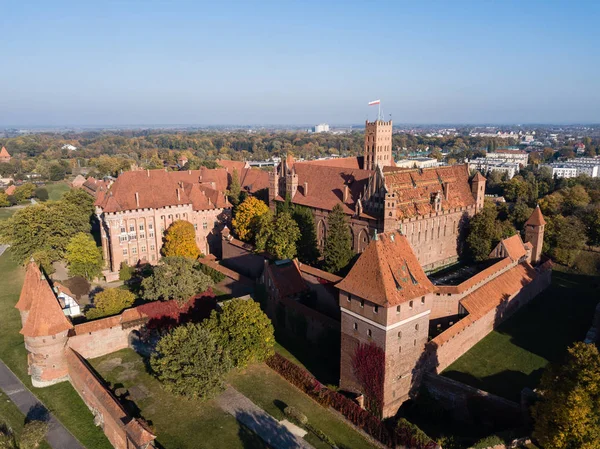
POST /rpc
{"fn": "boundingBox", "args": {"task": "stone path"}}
[217,386,315,449]
[0,360,85,449]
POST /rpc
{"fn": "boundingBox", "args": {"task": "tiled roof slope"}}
[382,164,476,219]
[18,262,73,337]
[280,162,375,216]
[432,262,537,345]
[525,205,546,226]
[0,147,10,157]
[95,169,230,213]
[500,234,528,261]
[267,260,308,298]
[217,160,270,193]
[5,185,16,196]
[336,231,434,307]
[301,156,365,169]
[82,177,110,197]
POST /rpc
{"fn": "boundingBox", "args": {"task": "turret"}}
[17,261,73,387]
[524,205,546,265]
[268,166,279,212]
[471,171,486,212]
[364,120,393,171]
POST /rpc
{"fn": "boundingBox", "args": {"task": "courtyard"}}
[442,267,599,401]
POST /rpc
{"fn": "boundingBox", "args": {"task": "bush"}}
[119,262,134,281]
[199,263,226,283]
[284,406,308,425]
[86,288,135,319]
[472,435,504,449]
[34,187,48,202]
[305,423,336,447]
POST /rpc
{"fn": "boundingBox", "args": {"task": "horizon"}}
[2,0,599,126]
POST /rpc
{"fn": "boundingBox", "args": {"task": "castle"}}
[269,120,485,271]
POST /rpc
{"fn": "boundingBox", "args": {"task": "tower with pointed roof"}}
[524,205,546,265]
[364,120,393,171]
[471,171,486,212]
[336,230,434,417]
[0,146,10,163]
[16,260,73,387]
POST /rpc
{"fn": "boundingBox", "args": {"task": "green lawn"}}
[90,349,269,449]
[0,251,112,449]
[443,269,600,401]
[45,182,70,201]
[228,364,379,449]
[0,208,16,221]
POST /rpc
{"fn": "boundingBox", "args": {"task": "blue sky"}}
[1,0,599,126]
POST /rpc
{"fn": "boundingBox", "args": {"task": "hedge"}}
[266,353,438,449]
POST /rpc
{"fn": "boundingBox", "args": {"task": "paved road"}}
[0,244,8,258]
[218,386,315,449]
[0,361,85,449]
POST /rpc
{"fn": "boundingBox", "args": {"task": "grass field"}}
[0,391,51,449]
[443,269,600,401]
[45,181,70,201]
[90,348,378,449]
[0,251,112,449]
[0,208,17,221]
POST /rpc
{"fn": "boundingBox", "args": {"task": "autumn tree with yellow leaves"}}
[162,220,201,259]
[231,196,269,243]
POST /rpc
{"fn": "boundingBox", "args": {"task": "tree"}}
[62,188,95,217]
[141,257,213,304]
[0,192,9,208]
[34,187,48,202]
[87,288,135,319]
[466,201,516,262]
[293,206,320,264]
[255,211,301,260]
[119,262,134,281]
[227,168,241,206]
[13,183,35,202]
[561,185,590,214]
[162,220,201,259]
[19,420,49,449]
[583,206,600,247]
[48,164,66,181]
[543,215,586,267]
[323,203,353,273]
[150,323,232,399]
[532,342,600,449]
[0,201,90,264]
[204,298,274,368]
[231,196,270,243]
[65,233,103,280]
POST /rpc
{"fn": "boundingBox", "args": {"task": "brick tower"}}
[364,120,393,171]
[524,205,546,265]
[470,171,486,212]
[16,261,73,387]
[336,231,434,418]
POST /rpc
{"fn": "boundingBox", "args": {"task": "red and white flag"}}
[368,99,380,106]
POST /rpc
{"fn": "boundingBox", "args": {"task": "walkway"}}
[217,386,315,449]
[0,244,8,258]
[0,361,85,449]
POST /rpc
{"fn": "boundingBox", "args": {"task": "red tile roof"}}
[5,185,16,196]
[434,257,514,295]
[278,162,375,217]
[472,171,486,182]
[82,177,110,197]
[302,156,364,169]
[0,147,10,158]
[525,205,546,226]
[432,262,537,345]
[95,169,230,213]
[217,160,270,193]
[266,260,308,298]
[18,262,73,337]
[500,234,528,262]
[382,164,476,219]
[336,231,433,307]
[297,261,343,283]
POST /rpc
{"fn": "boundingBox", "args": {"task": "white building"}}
[541,164,579,178]
[62,144,78,151]
[541,158,600,178]
[469,158,520,179]
[312,123,330,133]
[53,283,81,317]
[395,157,440,169]
[486,149,529,167]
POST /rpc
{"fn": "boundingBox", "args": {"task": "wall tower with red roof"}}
[524,205,546,265]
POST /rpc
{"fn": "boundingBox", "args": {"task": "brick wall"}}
[68,321,143,359]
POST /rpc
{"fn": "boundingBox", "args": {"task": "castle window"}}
[149,223,153,230]
[399,346,402,353]
[360,299,364,308]
[150,244,155,251]
[415,323,419,331]
[374,305,379,314]
[139,224,144,231]
[123,249,128,256]
[397,331,402,339]
[353,322,358,330]
[347,294,351,302]
[151,254,156,261]
[131,247,137,255]
[367,329,372,337]
[409,300,413,309]
[421,296,425,304]
[141,246,146,252]
[129,225,135,232]
[194,224,198,230]
[414,339,417,346]
[149,232,154,238]
[140,233,145,239]
[203,222,208,230]
[396,305,400,314]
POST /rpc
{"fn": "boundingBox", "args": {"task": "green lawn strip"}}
[228,363,379,449]
[0,251,112,449]
[0,392,51,449]
[45,182,71,201]
[90,348,269,449]
[443,269,599,401]
[0,208,16,221]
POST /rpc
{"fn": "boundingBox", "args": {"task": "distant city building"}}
[486,149,529,167]
[574,142,585,154]
[469,158,520,179]
[395,157,440,169]
[61,144,78,151]
[0,147,11,163]
[541,158,600,178]
[312,123,330,133]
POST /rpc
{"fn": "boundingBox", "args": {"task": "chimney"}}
[343,185,349,202]
[147,169,150,177]
[176,188,180,202]
[304,182,308,196]
[135,192,139,208]
[443,182,451,201]
[188,170,191,175]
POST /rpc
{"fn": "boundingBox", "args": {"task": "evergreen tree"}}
[228,168,242,206]
[293,206,320,264]
[323,203,353,273]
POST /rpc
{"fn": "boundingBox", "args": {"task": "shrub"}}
[34,187,49,202]
[119,262,134,281]
[199,263,226,283]
[19,420,49,449]
[87,288,135,319]
[305,423,336,447]
[284,406,308,425]
[472,435,504,449]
